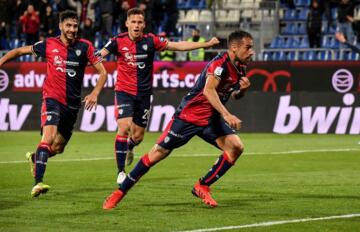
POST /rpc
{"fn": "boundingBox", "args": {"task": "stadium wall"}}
[0,61,359,134]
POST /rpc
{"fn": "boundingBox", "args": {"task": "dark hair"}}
[127,8,145,18]
[59,10,78,22]
[228,30,252,46]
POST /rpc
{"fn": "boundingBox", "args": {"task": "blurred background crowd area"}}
[1,0,360,61]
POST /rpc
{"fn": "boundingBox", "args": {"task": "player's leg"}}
[103,117,198,209]
[114,91,134,181]
[30,99,63,197]
[199,134,243,186]
[126,123,145,166]
[192,119,243,206]
[126,94,151,166]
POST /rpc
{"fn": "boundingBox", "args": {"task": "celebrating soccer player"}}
[103,30,254,209]
[98,8,220,184]
[0,10,108,197]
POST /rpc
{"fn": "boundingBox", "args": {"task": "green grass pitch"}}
[0,132,360,231]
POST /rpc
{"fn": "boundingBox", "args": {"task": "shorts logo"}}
[164,136,170,143]
[119,109,124,115]
[47,115,52,121]
[75,50,81,56]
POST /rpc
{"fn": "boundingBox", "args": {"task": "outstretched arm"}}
[83,62,108,111]
[0,46,33,66]
[166,37,220,51]
[203,74,242,130]
[335,32,360,54]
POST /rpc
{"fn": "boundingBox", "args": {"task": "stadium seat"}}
[177,0,187,9]
[224,0,241,9]
[283,22,296,34]
[316,50,332,60]
[227,10,240,23]
[286,51,296,60]
[184,10,200,22]
[299,36,309,48]
[297,23,306,34]
[216,10,228,23]
[199,10,212,22]
[297,8,308,20]
[270,36,285,48]
[262,51,272,61]
[344,51,359,60]
[283,9,296,20]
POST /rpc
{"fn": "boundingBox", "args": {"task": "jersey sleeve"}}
[152,35,168,51]
[31,40,46,58]
[103,37,118,54]
[86,41,101,65]
[206,61,226,81]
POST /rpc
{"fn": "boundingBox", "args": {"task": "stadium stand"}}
[1,0,359,61]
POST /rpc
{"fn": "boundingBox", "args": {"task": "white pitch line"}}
[0,148,359,164]
[176,213,360,232]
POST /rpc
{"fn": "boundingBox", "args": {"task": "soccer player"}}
[98,8,220,184]
[103,30,254,209]
[0,10,107,197]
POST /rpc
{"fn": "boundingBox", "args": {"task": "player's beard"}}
[64,32,76,43]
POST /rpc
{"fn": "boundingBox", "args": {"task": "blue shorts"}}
[115,91,151,128]
[157,116,236,151]
[41,98,79,141]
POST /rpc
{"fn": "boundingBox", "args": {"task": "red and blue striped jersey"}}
[176,52,247,126]
[32,37,100,108]
[104,32,168,96]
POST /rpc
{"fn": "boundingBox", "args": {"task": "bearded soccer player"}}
[0,10,107,197]
[98,8,220,184]
[103,30,254,209]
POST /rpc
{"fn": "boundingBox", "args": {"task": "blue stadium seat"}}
[286,51,296,60]
[316,50,332,60]
[344,51,359,60]
[299,36,309,48]
[284,37,294,48]
[297,8,308,20]
[177,0,187,9]
[273,51,286,60]
[283,23,296,34]
[322,36,339,48]
[297,23,306,34]
[262,51,272,61]
[270,36,285,48]
[283,9,296,20]
[295,0,310,6]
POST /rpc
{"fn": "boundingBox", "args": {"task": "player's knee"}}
[132,134,144,144]
[228,142,244,161]
[51,144,65,154]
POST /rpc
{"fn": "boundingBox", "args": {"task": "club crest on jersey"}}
[75,49,81,56]
[142,44,148,51]
[214,67,224,77]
